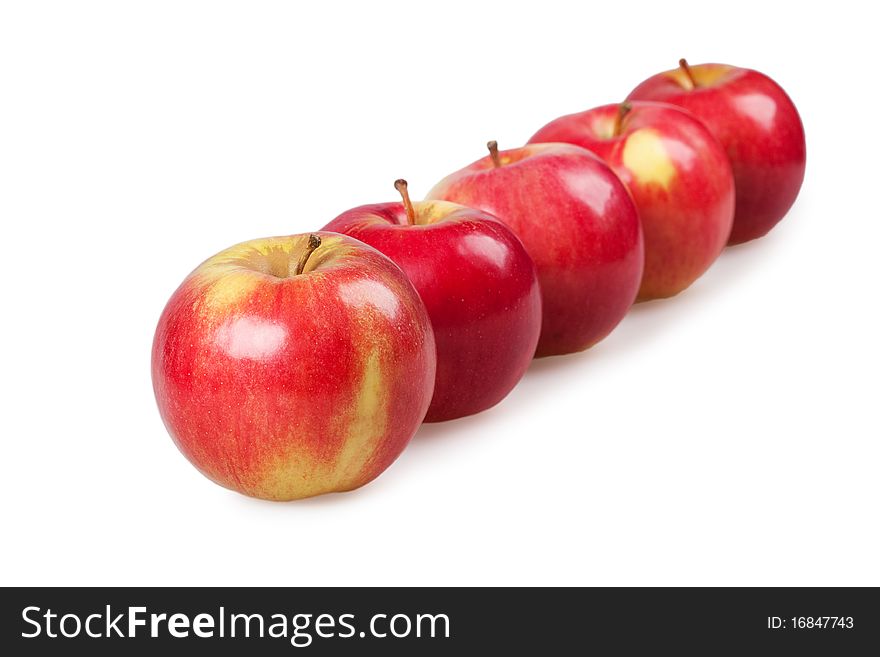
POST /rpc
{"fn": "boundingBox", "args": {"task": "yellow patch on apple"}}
[258,348,389,499]
[622,129,676,189]
[335,350,388,487]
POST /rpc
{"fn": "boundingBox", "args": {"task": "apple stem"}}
[487,140,502,168]
[294,234,321,276]
[678,58,697,88]
[613,102,632,137]
[394,179,416,225]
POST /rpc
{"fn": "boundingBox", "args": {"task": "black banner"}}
[2,587,877,654]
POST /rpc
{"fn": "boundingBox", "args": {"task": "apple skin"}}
[151,232,436,501]
[529,101,735,300]
[426,143,643,357]
[627,63,806,244]
[323,200,541,422]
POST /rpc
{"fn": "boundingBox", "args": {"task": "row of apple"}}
[152,60,806,501]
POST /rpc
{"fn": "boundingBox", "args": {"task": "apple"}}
[323,180,541,422]
[627,59,806,244]
[151,231,436,501]
[529,101,735,300]
[426,141,643,357]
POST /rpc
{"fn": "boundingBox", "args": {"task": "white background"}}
[1,1,878,587]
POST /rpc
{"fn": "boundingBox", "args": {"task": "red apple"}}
[323,180,541,422]
[151,232,436,501]
[627,59,806,244]
[426,142,643,356]
[529,101,734,300]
